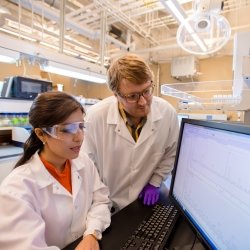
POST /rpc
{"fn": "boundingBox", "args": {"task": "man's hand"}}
[138,183,160,205]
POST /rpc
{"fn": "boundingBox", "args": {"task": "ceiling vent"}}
[109,25,127,43]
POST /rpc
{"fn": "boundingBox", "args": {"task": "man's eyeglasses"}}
[117,84,154,103]
[42,121,85,140]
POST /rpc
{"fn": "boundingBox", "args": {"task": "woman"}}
[0,91,111,250]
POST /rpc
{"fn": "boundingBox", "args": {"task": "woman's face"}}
[40,108,84,169]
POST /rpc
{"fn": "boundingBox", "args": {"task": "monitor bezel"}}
[169,118,250,250]
[12,76,52,99]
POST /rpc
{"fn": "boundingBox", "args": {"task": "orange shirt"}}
[40,156,72,194]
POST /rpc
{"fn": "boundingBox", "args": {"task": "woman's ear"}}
[34,128,46,144]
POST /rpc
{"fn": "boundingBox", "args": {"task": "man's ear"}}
[34,128,46,144]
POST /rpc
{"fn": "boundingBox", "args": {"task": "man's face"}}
[115,79,153,119]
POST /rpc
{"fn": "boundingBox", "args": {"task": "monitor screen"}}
[170,119,250,249]
[21,80,42,93]
[1,76,52,99]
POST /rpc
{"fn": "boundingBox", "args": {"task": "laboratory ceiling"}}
[0,0,250,67]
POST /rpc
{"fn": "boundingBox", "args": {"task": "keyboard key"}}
[120,204,179,250]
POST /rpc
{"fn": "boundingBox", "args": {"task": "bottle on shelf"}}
[10,113,19,127]
[1,113,11,127]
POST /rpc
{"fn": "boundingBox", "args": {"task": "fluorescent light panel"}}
[7,20,33,34]
[0,47,19,63]
[41,61,107,84]
[165,0,186,23]
[0,54,16,63]
[0,28,37,42]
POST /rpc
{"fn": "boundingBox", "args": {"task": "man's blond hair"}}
[107,53,154,92]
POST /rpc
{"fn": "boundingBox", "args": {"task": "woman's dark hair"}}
[15,91,85,167]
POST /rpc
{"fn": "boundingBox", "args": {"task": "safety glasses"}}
[42,121,85,140]
[117,84,154,103]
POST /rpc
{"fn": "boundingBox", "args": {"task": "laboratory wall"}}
[0,55,239,120]
[158,56,239,121]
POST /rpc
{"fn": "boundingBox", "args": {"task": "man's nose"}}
[137,94,147,105]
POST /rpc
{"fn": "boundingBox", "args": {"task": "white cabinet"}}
[0,145,23,184]
[0,155,20,184]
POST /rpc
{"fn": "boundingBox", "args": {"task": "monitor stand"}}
[172,242,205,250]
[165,217,207,250]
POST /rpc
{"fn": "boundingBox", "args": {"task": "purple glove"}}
[138,183,160,206]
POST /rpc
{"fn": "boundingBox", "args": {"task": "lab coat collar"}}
[107,96,120,125]
[29,152,55,189]
[29,152,83,197]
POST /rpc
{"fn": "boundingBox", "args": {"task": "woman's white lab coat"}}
[0,151,111,250]
[83,96,179,210]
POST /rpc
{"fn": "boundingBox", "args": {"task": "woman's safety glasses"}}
[42,121,85,140]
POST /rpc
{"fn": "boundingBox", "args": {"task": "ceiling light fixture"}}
[40,61,107,84]
[0,46,19,64]
[162,0,186,23]
[160,0,231,55]
[7,20,33,34]
[160,0,207,53]
[177,0,231,55]
[0,28,37,42]
[177,12,231,55]
[0,54,16,63]
[0,32,107,84]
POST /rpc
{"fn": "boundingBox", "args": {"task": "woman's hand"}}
[75,235,100,250]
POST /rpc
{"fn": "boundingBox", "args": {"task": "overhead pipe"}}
[100,10,107,67]
[59,0,66,53]
[94,0,159,46]
[9,0,130,52]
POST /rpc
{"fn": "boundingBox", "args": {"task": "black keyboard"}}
[120,203,179,250]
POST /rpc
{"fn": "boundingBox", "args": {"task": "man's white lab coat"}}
[0,151,111,250]
[83,96,179,210]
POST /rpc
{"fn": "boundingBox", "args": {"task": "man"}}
[83,53,179,211]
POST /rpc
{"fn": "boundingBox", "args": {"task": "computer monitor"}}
[169,118,250,249]
[177,114,189,125]
[1,76,52,99]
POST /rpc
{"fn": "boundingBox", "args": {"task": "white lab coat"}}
[0,151,111,250]
[83,96,179,210]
